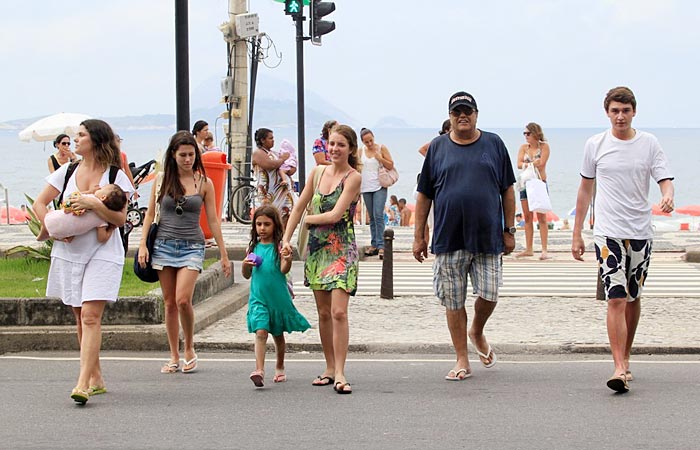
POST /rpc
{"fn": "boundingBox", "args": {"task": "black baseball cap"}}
[449,92,478,111]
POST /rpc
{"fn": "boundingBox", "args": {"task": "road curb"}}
[0,282,251,354]
[194,341,700,355]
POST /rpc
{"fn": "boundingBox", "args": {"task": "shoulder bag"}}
[525,178,553,213]
[377,147,399,188]
[133,173,163,283]
[296,166,325,259]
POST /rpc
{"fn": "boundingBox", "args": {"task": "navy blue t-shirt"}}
[417,131,515,255]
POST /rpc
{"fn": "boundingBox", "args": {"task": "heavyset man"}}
[572,86,674,393]
[413,91,516,380]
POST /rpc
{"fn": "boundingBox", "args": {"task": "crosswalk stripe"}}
[293,261,700,297]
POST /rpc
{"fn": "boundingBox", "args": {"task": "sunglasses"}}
[60,141,71,146]
[523,131,531,136]
[175,197,187,216]
[450,107,475,117]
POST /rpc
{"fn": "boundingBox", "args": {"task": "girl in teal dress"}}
[282,125,363,395]
[242,205,310,388]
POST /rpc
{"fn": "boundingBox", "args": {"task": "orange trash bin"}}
[200,151,232,239]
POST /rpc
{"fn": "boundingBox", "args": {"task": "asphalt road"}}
[1,352,699,450]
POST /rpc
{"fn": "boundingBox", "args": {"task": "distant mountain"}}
[372,116,416,129]
[0,73,412,133]
[191,72,357,131]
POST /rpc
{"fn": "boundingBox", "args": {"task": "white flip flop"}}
[182,354,198,373]
[475,345,497,368]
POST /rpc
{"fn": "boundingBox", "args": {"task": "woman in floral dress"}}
[283,124,362,394]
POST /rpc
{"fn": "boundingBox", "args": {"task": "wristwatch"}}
[504,226,517,235]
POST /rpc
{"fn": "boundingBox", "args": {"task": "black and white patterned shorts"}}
[594,236,652,301]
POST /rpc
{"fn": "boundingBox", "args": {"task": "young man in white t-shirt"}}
[571,86,675,393]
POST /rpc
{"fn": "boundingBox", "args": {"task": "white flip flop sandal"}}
[475,345,497,368]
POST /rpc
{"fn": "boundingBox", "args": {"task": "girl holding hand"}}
[243,205,310,388]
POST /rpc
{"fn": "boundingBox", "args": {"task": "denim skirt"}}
[151,239,205,272]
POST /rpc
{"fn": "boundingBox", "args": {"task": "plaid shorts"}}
[433,250,502,310]
[594,236,652,301]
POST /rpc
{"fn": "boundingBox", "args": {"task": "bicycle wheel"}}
[231,184,255,224]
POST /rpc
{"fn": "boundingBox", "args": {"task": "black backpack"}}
[59,162,129,254]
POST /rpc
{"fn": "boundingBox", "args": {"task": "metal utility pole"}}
[228,0,249,169]
[293,13,307,191]
[175,0,190,131]
[248,35,262,167]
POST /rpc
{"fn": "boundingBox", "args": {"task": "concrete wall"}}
[0,262,234,327]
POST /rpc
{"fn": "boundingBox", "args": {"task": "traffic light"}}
[310,0,335,45]
[285,0,303,16]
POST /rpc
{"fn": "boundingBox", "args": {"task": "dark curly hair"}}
[254,128,273,148]
[247,205,283,263]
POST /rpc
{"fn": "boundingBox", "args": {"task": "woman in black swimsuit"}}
[47,134,78,173]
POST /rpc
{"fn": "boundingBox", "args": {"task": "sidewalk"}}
[194,261,700,355]
[3,222,700,256]
[2,223,700,354]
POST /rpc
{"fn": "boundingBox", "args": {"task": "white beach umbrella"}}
[18,112,92,143]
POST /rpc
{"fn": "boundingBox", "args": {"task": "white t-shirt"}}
[580,129,673,239]
[45,164,134,264]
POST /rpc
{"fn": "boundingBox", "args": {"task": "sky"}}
[2,0,699,128]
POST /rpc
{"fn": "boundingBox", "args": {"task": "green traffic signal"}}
[285,0,301,14]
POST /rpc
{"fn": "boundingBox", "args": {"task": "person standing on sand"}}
[515,122,552,260]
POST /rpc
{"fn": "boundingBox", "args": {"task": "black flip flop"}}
[334,381,352,394]
[606,375,629,393]
[312,375,334,386]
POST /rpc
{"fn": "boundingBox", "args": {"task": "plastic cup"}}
[246,253,262,267]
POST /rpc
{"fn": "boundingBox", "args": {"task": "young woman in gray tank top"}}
[137,131,231,375]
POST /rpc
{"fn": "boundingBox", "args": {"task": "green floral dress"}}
[304,171,359,296]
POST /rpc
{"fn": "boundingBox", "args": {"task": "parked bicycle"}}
[227,175,256,225]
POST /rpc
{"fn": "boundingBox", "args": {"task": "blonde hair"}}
[525,122,546,142]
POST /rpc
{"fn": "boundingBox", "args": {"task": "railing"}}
[0,183,9,225]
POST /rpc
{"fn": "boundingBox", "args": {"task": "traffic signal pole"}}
[294,14,307,191]
[174,0,190,131]
[280,0,335,190]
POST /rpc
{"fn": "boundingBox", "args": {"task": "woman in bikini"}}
[516,122,551,260]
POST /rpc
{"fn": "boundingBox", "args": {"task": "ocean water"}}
[1,127,699,222]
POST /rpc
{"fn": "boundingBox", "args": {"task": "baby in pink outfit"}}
[276,139,298,188]
[37,184,127,242]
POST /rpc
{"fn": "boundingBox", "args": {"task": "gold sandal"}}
[71,387,89,404]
